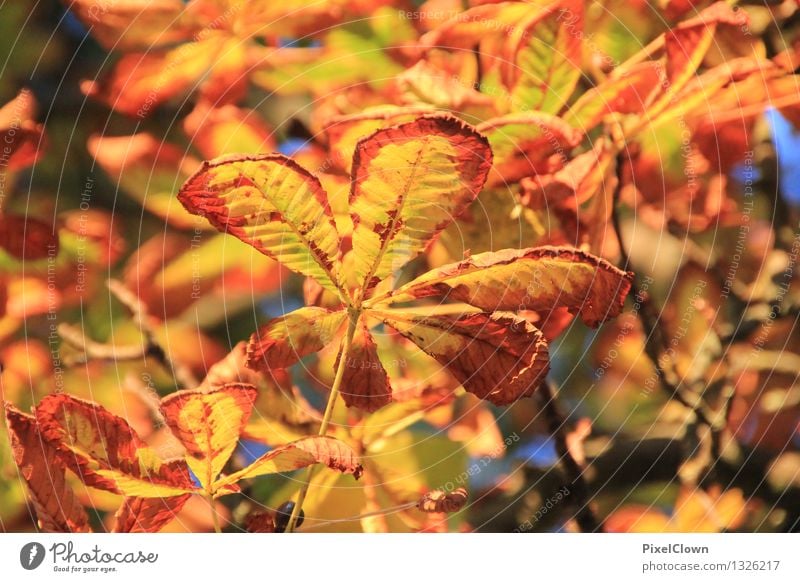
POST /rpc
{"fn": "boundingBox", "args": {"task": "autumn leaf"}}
[88,133,202,229]
[502,0,584,115]
[564,62,662,131]
[83,35,246,117]
[476,113,581,184]
[323,106,437,174]
[214,436,364,492]
[381,247,633,328]
[247,307,347,370]
[35,394,197,498]
[5,405,90,533]
[0,214,58,261]
[112,495,192,533]
[349,115,492,295]
[336,321,392,412]
[160,383,258,489]
[0,89,45,171]
[179,114,631,412]
[65,0,193,52]
[178,154,344,296]
[377,311,549,406]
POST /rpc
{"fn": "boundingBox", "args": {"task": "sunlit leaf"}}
[215,436,363,491]
[178,154,344,295]
[504,0,584,115]
[112,495,191,533]
[160,383,258,489]
[476,112,580,184]
[383,246,633,328]
[349,115,492,296]
[35,394,196,498]
[246,307,347,371]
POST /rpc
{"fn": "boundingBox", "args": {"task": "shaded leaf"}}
[337,321,392,412]
[0,214,58,261]
[380,310,550,405]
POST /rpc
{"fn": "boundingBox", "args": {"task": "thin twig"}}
[538,380,602,532]
[58,323,147,365]
[286,310,360,533]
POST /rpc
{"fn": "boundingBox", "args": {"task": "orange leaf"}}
[112,495,192,533]
[184,102,276,160]
[476,113,580,184]
[35,394,196,498]
[565,62,662,131]
[337,321,392,412]
[384,246,633,328]
[88,133,201,229]
[0,89,45,171]
[5,405,90,532]
[83,35,244,117]
[67,0,194,51]
[160,384,258,489]
[380,311,550,405]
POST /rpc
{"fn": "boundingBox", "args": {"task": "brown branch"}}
[537,380,602,532]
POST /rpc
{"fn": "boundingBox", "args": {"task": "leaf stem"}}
[206,492,221,534]
[286,310,361,533]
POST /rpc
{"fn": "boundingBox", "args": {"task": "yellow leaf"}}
[178,154,344,295]
[349,115,492,297]
[160,383,258,489]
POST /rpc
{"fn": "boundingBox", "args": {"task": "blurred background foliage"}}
[1,0,800,533]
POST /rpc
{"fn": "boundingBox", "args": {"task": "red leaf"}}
[5,405,90,533]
